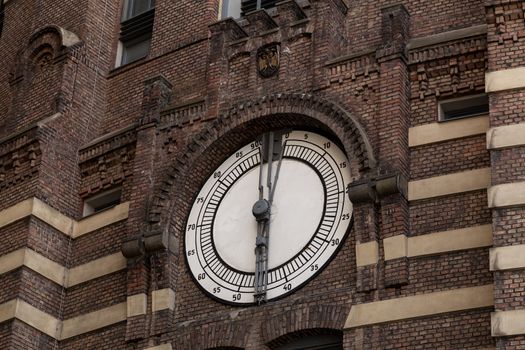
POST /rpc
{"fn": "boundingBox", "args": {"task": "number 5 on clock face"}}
[185,130,353,304]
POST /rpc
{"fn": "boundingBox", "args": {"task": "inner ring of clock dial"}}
[213,157,325,272]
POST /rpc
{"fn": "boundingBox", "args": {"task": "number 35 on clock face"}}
[185,130,353,304]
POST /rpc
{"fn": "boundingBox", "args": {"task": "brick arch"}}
[10,25,81,82]
[174,321,250,349]
[148,93,376,227]
[260,304,349,347]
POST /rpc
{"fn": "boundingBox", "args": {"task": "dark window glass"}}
[118,5,155,66]
[123,0,155,21]
[439,94,489,121]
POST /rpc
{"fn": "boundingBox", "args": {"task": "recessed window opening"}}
[83,187,122,217]
[116,0,155,67]
[220,0,277,19]
[438,94,489,121]
[122,0,155,21]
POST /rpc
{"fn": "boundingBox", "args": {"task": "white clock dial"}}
[185,131,353,304]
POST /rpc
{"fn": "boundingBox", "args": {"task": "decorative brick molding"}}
[261,304,349,346]
[147,93,376,226]
[159,99,206,129]
[0,124,41,190]
[407,24,487,100]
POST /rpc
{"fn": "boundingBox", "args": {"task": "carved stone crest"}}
[257,44,280,78]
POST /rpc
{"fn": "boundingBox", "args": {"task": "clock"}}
[185,130,353,305]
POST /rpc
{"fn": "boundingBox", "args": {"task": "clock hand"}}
[252,132,286,304]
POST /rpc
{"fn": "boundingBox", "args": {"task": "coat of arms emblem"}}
[257,44,280,78]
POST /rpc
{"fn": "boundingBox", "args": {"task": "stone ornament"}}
[257,44,280,78]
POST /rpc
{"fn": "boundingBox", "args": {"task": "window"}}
[122,0,155,21]
[221,0,242,19]
[438,94,489,121]
[220,0,277,19]
[117,0,155,66]
[83,187,122,217]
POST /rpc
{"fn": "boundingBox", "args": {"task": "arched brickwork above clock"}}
[148,93,376,227]
[174,321,250,349]
[261,304,348,347]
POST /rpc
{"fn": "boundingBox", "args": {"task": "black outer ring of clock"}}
[183,135,353,306]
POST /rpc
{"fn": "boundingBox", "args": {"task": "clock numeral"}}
[323,142,331,149]
[342,213,350,220]
[213,287,221,294]
[232,293,241,301]
[331,238,340,247]
[187,224,196,231]
[235,151,243,158]
[214,171,222,179]
[310,264,319,271]
[196,197,204,204]
[283,283,292,291]
[187,249,195,256]
[339,162,347,169]
[197,273,206,280]
[304,133,309,140]
[250,140,262,149]
[284,133,290,139]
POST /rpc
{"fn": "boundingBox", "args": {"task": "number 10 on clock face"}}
[185,131,353,304]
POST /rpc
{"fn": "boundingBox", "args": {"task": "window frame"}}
[82,187,122,217]
[438,93,489,122]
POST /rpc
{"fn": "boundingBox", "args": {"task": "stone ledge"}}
[407,24,487,50]
[486,122,525,150]
[492,309,525,337]
[0,197,130,237]
[0,299,127,340]
[144,345,173,350]
[487,181,525,208]
[408,168,490,201]
[152,288,175,312]
[355,241,379,267]
[486,67,525,93]
[409,115,489,147]
[0,248,126,288]
[345,285,493,328]
[490,245,525,271]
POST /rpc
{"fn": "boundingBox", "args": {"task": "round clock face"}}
[185,130,353,304]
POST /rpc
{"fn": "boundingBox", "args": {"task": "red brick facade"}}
[0,0,524,349]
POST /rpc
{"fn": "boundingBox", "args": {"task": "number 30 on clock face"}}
[185,130,353,304]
